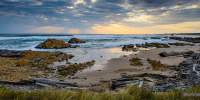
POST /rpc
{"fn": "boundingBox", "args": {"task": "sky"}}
[0,0,200,34]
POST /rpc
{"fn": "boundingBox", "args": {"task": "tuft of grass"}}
[147,59,167,70]
[1,86,200,100]
[129,57,143,66]
[58,60,95,76]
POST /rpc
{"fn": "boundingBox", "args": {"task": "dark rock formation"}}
[122,45,138,51]
[36,39,71,49]
[0,78,77,89]
[159,51,194,57]
[136,43,170,48]
[110,53,200,91]
[68,38,86,43]
[0,49,23,57]
[168,42,194,46]
[170,37,200,43]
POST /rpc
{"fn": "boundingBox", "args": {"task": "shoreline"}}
[0,35,199,92]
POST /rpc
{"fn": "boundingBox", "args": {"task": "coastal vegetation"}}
[0,86,200,100]
[147,59,167,70]
[58,60,96,76]
[129,57,143,66]
[0,50,73,81]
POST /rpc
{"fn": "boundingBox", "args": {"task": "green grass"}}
[129,57,143,66]
[1,86,200,100]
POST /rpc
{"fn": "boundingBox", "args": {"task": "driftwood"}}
[0,78,77,88]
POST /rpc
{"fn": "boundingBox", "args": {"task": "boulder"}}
[122,45,138,51]
[0,49,23,57]
[36,39,71,49]
[68,38,86,43]
[159,51,194,57]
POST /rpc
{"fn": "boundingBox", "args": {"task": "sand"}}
[66,43,200,86]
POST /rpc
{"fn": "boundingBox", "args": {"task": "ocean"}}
[0,34,171,50]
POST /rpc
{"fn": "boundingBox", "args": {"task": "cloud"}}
[31,26,65,33]
[0,0,200,33]
[90,21,200,34]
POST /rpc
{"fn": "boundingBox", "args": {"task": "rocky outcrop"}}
[110,53,200,91]
[122,45,138,51]
[136,43,170,48]
[168,42,194,46]
[179,53,200,85]
[159,51,194,57]
[0,49,74,82]
[0,49,23,57]
[36,39,71,49]
[0,78,78,89]
[122,43,169,51]
[170,37,200,43]
[68,38,86,44]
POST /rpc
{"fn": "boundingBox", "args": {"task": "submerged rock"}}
[170,37,200,43]
[0,49,23,57]
[136,43,170,48]
[36,39,71,49]
[68,38,86,43]
[159,51,194,57]
[122,45,138,51]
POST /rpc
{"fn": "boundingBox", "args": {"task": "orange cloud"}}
[67,28,80,34]
[90,22,200,34]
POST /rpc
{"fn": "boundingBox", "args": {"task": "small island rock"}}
[36,39,71,49]
[68,38,86,43]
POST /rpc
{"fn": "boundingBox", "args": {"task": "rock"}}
[170,37,200,43]
[0,78,77,88]
[122,45,138,51]
[168,42,194,46]
[68,38,86,43]
[36,39,71,49]
[0,49,23,57]
[159,51,194,57]
[136,43,170,48]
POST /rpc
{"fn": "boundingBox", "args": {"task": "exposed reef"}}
[36,39,71,49]
[68,38,86,44]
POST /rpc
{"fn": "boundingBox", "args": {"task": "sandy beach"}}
[66,43,200,87]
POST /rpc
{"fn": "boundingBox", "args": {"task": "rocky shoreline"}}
[0,36,200,92]
[0,49,95,90]
[110,52,200,91]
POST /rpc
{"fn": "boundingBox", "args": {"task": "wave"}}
[0,34,170,50]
